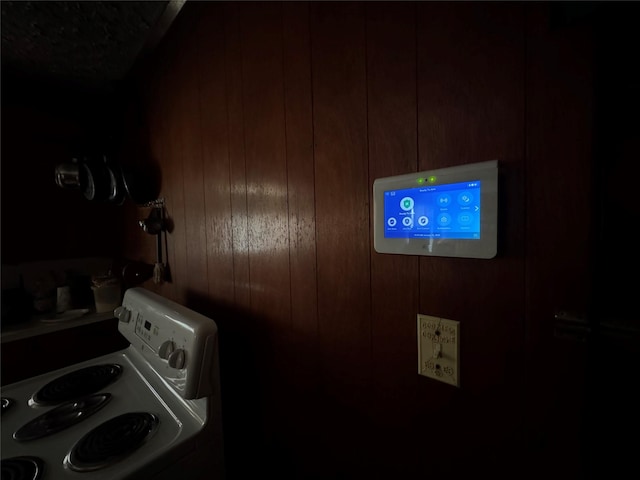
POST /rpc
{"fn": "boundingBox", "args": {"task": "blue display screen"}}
[383,180,481,239]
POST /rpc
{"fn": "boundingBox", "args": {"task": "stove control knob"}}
[168,349,186,369]
[114,306,131,323]
[159,340,175,359]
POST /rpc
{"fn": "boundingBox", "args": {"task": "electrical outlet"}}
[417,314,460,387]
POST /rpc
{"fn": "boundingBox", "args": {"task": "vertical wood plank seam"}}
[176,49,187,301]
[308,3,320,341]
[414,3,422,455]
[223,4,244,308]
[363,0,374,412]
[220,4,236,301]
[522,3,531,454]
[415,1,422,316]
[280,1,294,331]
[413,1,420,175]
[238,9,252,311]
[523,3,531,352]
[195,15,211,297]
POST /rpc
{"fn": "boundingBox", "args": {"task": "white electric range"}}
[1,287,224,480]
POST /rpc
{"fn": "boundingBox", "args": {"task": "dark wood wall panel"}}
[142,92,170,299]
[135,27,181,302]
[119,2,600,479]
[525,4,594,478]
[278,4,322,476]
[236,3,298,474]
[196,3,235,305]
[159,14,190,305]
[151,80,176,302]
[416,2,526,476]
[366,2,420,477]
[176,15,209,301]
[311,0,370,396]
[310,2,373,474]
[240,2,291,328]
[224,3,251,311]
[282,2,318,341]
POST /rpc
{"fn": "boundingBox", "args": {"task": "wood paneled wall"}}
[122,2,594,478]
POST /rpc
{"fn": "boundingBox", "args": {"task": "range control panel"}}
[115,287,218,400]
[135,315,160,344]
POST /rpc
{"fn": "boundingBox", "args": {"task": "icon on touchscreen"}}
[437,194,451,206]
[437,213,452,226]
[400,197,414,211]
[458,213,472,225]
[457,192,473,206]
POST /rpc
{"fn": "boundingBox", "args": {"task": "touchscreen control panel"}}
[373,160,498,258]
[383,180,481,240]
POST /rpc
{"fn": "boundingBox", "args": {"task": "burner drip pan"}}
[64,412,159,472]
[29,364,122,407]
[0,456,44,480]
[14,394,112,442]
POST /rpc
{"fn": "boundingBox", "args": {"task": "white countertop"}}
[1,310,116,344]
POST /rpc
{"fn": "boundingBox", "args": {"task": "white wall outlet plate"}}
[417,314,460,387]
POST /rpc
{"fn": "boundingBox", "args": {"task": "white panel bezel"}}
[373,160,498,259]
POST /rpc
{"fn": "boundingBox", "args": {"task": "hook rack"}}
[138,199,166,284]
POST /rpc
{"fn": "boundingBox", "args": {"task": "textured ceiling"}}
[1,1,180,92]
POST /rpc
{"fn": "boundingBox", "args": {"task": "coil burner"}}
[14,394,112,442]
[64,412,159,472]
[29,364,122,407]
[0,456,44,480]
